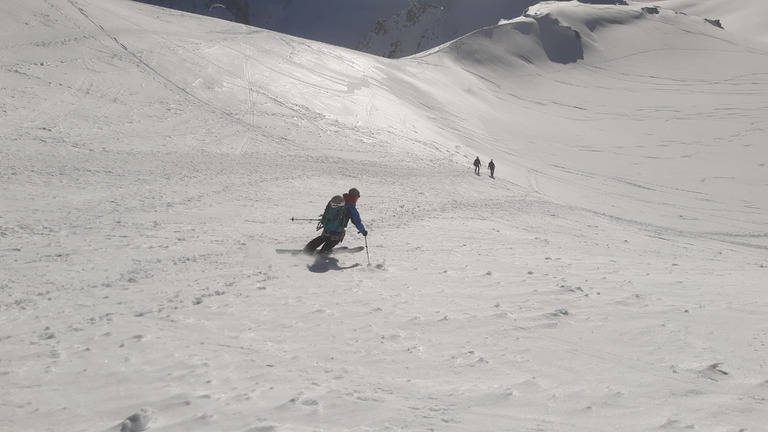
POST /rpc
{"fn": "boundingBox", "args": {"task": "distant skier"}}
[303,187,367,254]
[488,159,495,177]
[473,156,482,175]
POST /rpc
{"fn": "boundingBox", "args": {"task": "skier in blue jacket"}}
[303,188,367,254]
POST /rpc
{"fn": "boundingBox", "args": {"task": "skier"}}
[303,187,367,254]
[473,156,482,175]
[488,159,495,177]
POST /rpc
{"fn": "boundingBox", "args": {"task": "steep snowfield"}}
[1,1,766,431]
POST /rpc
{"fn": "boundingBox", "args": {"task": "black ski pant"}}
[304,230,345,253]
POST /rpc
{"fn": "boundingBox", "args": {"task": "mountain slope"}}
[1,1,767,431]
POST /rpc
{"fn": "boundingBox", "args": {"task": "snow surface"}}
[1,0,767,431]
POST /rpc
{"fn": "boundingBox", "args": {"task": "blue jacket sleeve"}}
[348,206,366,233]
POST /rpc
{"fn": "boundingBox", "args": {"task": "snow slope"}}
[1,1,767,431]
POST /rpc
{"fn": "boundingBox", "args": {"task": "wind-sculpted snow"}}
[420,2,727,69]
[434,10,584,67]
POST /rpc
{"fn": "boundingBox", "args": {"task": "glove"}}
[362,230,368,237]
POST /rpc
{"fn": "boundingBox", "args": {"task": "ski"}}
[275,246,365,255]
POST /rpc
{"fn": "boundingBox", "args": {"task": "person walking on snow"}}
[303,187,367,254]
[488,159,495,177]
[473,156,482,175]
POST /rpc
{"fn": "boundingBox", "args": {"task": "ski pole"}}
[364,235,370,266]
[290,217,320,222]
